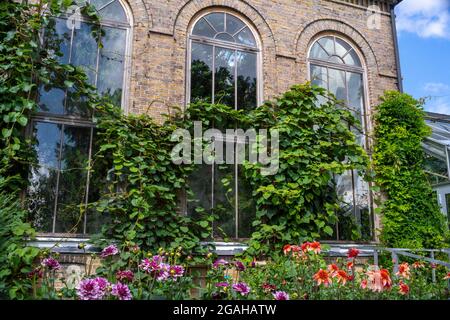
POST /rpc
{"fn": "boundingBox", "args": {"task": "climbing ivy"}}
[373,91,449,248]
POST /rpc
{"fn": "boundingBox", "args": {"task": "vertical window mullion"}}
[234,49,239,239]
[83,127,94,234]
[52,124,65,233]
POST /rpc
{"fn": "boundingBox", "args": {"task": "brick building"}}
[29,0,404,257]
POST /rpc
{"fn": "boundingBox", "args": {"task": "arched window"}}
[28,0,132,234]
[187,11,260,239]
[308,35,373,241]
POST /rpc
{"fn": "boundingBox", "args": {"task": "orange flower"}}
[347,261,354,270]
[443,272,450,280]
[313,269,332,287]
[412,261,425,269]
[336,270,350,285]
[300,242,310,252]
[396,263,411,279]
[309,241,321,254]
[347,248,360,259]
[398,281,409,295]
[327,264,339,276]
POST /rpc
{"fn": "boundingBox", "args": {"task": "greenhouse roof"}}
[424,112,450,180]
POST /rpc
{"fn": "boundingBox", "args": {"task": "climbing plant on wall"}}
[373,91,449,249]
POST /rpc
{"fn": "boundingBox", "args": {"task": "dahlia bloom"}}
[273,291,289,300]
[215,282,229,288]
[262,283,277,292]
[94,277,110,293]
[169,265,185,279]
[412,261,425,269]
[336,270,350,285]
[111,282,132,300]
[396,263,411,279]
[309,241,321,254]
[313,269,332,286]
[443,272,450,280]
[232,282,251,296]
[235,261,246,271]
[347,261,354,270]
[139,255,163,273]
[360,279,368,289]
[212,259,229,269]
[398,281,409,295]
[28,268,43,279]
[116,270,134,282]
[327,264,339,276]
[41,257,61,271]
[100,244,119,258]
[77,278,106,300]
[156,263,171,281]
[366,268,392,292]
[347,248,360,259]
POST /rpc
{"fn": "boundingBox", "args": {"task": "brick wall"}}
[124,0,400,125]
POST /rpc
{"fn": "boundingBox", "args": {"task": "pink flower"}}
[139,255,163,273]
[116,270,134,282]
[232,282,251,296]
[170,265,185,279]
[111,282,132,300]
[398,281,409,295]
[41,257,61,271]
[100,244,119,258]
[77,279,104,300]
[212,259,229,269]
[235,261,246,271]
[156,263,171,281]
[215,282,229,288]
[94,277,110,293]
[28,268,43,279]
[273,291,289,300]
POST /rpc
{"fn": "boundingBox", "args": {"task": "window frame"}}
[185,9,263,240]
[28,0,133,237]
[307,34,375,241]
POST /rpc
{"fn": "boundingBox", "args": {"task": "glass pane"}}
[98,0,127,23]
[191,42,213,103]
[310,65,327,88]
[205,12,225,33]
[353,172,371,240]
[188,164,213,217]
[310,43,329,60]
[215,33,235,43]
[214,47,235,107]
[237,165,255,238]
[28,122,62,233]
[347,72,364,144]
[343,49,361,66]
[335,171,356,240]
[45,17,71,64]
[213,163,236,239]
[97,27,126,106]
[192,18,216,38]
[335,38,352,58]
[446,194,450,228]
[328,68,347,102]
[329,55,344,64]
[37,86,65,114]
[55,126,91,233]
[318,37,335,56]
[236,51,257,111]
[235,27,256,47]
[226,14,245,35]
[90,0,112,8]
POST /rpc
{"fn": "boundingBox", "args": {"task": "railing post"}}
[431,251,436,283]
[392,251,399,275]
[373,249,379,267]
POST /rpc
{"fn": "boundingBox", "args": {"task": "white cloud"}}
[424,82,450,94]
[425,96,450,115]
[396,0,450,39]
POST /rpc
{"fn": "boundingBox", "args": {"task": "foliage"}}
[373,91,449,248]
[0,179,40,299]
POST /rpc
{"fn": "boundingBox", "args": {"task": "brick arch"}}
[124,0,152,27]
[171,0,279,102]
[294,18,379,74]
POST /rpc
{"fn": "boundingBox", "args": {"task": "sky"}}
[395,0,450,114]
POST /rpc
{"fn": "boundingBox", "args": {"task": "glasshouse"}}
[0,0,449,303]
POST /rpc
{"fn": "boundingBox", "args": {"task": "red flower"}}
[327,264,339,276]
[396,263,411,279]
[360,279,368,289]
[262,283,277,292]
[443,272,450,280]
[366,268,392,292]
[301,242,310,253]
[336,270,350,285]
[313,269,332,286]
[283,245,292,255]
[412,261,425,269]
[398,281,409,295]
[347,261,354,270]
[309,241,321,254]
[347,248,360,259]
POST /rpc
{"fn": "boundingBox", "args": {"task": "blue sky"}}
[395,0,450,114]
